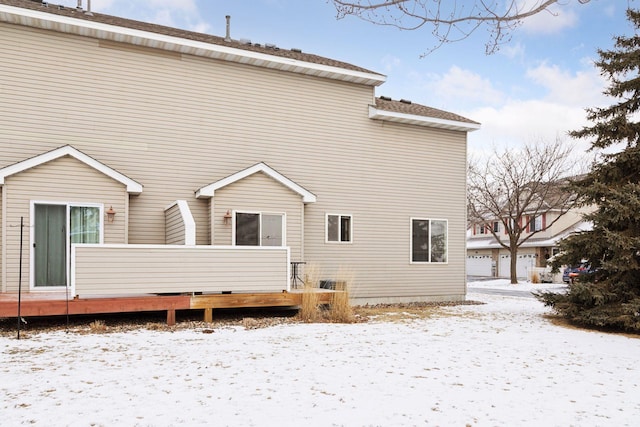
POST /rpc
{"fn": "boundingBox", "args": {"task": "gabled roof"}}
[195,163,316,203]
[466,220,592,250]
[370,97,480,132]
[0,145,143,194]
[0,0,386,86]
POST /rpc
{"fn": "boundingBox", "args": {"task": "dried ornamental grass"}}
[89,320,107,332]
[298,264,322,323]
[327,268,355,323]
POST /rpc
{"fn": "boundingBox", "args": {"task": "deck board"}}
[0,290,338,320]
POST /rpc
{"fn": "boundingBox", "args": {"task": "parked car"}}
[562,263,593,283]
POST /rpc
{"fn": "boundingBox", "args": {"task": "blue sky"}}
[58,1,634,155]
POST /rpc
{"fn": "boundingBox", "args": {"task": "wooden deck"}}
[0,289,337,325]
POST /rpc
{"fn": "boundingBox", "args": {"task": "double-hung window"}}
[411,218,448,263]
[528,215,543,232]
[326,214,352,243]
[234,212,285,246]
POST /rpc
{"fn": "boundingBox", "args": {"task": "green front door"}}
[34,204,67,287]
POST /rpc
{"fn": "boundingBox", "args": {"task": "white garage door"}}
[466,255,492,276]
[498,253,536,279]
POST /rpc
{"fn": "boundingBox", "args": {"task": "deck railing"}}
[71,244,290,297]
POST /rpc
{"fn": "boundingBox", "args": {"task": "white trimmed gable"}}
[0,145,143,194]
[195,162,316,203]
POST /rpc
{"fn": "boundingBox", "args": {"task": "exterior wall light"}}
[223,210,232,225]
[106,206,116,223]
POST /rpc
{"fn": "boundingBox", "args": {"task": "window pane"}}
[430,220,447,263]
[34,204,67,286]
[534,215,542,231]
[70,206,100,244]
[262,214,283,246]
[340,215,351,242]
[412,219,429,262]
[236,213,260,246]
[327,215,339,242]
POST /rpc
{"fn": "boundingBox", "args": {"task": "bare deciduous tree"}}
[331,0,590,55]
[467,139,581,284]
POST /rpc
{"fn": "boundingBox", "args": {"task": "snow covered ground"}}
[1,280,639,426]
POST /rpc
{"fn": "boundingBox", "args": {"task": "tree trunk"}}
[510,246,519,284]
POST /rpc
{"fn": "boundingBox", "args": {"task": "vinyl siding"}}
[72,245,289,295]
[0,189,3,292]
[0,22,468,301]
[165,203,185,245]
[212,172,303,261]
[2,156,129,292]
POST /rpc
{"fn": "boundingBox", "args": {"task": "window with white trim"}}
[234,212,285,246]
[326,214,352,243]
[529,215,543,232]
[411,218,448,263]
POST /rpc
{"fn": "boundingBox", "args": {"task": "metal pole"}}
[17,217,23,340]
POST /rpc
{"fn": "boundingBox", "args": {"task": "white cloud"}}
[517,0,578,34]
[90,0,210,33]
[526,61,608,107]
[422,66,506,108]
[466,99,588,151]
[499,41,526,61]
[380,55,402,74]
[463,60,610,155]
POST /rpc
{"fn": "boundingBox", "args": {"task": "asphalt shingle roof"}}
[375,97,480,126]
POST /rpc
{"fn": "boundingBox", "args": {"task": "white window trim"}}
[532,215,543,232]
[30,201,104,290]
[231,210,287,247]
[409,217,449,264]
[325,213,353,244]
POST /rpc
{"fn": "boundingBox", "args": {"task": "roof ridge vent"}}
[379,96,392,101]
[291,48,302,53]
[400,99,412,104]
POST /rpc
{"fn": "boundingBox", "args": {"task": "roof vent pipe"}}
[85,0,93,16]
[224,15,231,42]
[76,0,82,10]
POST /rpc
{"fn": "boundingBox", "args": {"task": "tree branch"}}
[331,0,584,55]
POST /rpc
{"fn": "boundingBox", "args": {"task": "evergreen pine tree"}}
[537,9,640,332]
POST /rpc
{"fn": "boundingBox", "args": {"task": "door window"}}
[33,203,102,288]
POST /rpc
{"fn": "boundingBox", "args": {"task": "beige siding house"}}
[0,0,479,305]
[467,208,592,280]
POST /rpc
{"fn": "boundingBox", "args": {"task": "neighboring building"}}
[466,208,592,280]
[0,0,479,308]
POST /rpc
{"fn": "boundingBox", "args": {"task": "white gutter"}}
[369,105,481,132]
